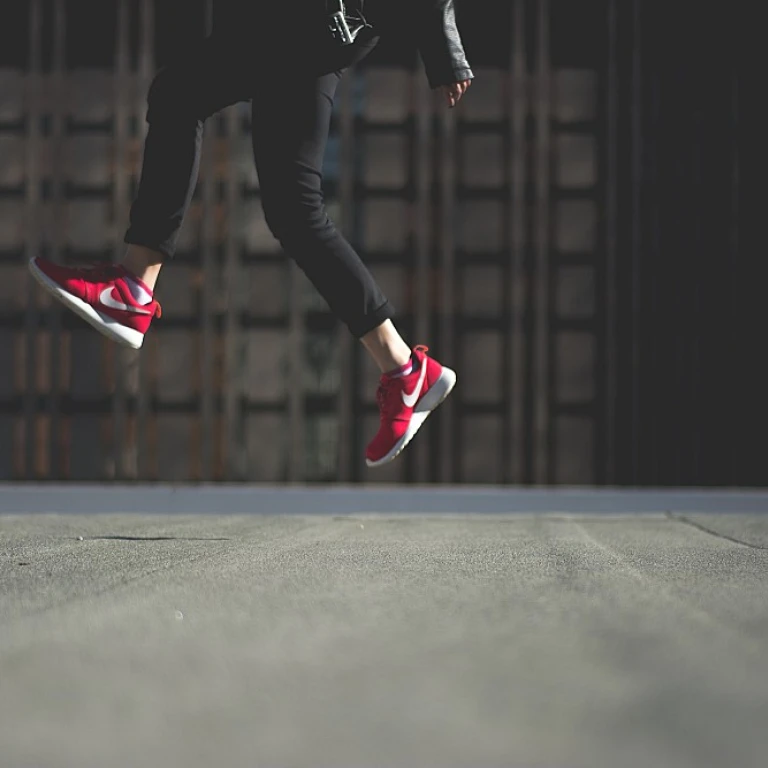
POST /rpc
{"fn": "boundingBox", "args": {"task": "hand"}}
[440,79,472,108]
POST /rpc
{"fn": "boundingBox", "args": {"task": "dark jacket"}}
[366,0,474,88]
[214,1,474,89]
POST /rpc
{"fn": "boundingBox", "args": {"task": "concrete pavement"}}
[2,510,767,767]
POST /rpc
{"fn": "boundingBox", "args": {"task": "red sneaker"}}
[365,345,457,467]
[28,257,161,349]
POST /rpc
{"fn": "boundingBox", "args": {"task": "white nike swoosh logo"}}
[99,286,153,315]
[401,358,428,408]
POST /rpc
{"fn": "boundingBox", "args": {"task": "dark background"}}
[0,0,762,486]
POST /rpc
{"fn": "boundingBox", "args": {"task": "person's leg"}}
[360,320,412,374]
[249,52,456,466]
[29,34,253,349]
[122,246,163,291]
[123,35,252,289]
[251,68,411,373]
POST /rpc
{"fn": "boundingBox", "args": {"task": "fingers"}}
[443,79,472,109]
[447,83,461,108]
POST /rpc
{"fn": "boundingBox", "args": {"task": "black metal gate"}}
[0,0,757,486]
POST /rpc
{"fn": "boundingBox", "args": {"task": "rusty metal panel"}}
[112,0,131,480]
[135,0,154,481]
[334,69,354,482]
[533,0,552,485]
[222,103,246,480]
[7,0,750,487]
[22,0,43,480]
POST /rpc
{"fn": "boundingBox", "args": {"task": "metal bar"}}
[287,63,305,483]
[287,266,306,481]
[199,0,215,480]
[113,0,130,479]
[413,64,432,482]
[630,0,642,483]
[507,0,527,484]
[223,105,244,480]
[729,50,745,484]
[336,68,355,482]
[604,0,619,485]
[23,0,43,479]
[45,0,66,479]
[534,0,552,485]
[135,0,154,480]
[729,50,739,332]
[438,83,457,483]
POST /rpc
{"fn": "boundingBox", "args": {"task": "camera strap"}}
[325,0,371,46]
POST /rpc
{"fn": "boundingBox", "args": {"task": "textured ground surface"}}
[2,510,768,768]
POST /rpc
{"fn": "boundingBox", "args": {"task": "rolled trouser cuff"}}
[351,300,396,339]
[124,229,178,261]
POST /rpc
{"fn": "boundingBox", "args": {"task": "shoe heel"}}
[416,367,457,413]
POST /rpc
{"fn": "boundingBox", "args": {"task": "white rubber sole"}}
[366,366,457,468]
[28,259,145,350]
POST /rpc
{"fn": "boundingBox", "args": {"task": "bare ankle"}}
[121,246,164,291]
[361,320,412,373]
